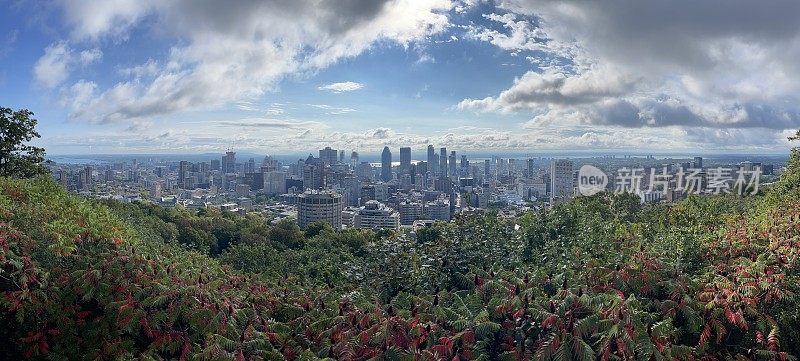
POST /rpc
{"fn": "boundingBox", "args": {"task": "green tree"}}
[0,107,47,178]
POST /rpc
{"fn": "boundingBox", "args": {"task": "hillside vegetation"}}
[2,154,800,360]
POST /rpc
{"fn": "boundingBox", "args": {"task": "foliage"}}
[0,107,47,178]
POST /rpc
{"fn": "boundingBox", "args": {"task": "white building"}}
[354,200,400,230]
[399,201,424,225]
[297,191,343,229]
[424,200,451,221]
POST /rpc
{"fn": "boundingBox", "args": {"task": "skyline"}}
[3,1,800,154]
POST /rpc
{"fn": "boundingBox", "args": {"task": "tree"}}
[0,107,46,178]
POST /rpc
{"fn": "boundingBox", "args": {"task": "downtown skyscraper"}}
[381,146,392,182]
[399,147,411,174]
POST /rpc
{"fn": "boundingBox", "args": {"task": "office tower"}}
[439,147,447,177]
[339,150,345,163]
[80,166,93,191]
[263,171,287,195]
[550,159,574,204]
[427,145,436,174]
[448,151,457,178]
[297,191,343,229]
[484,159,491,178]
[693,156,703,169]
[353,200,400,230]
[224,151,236,173]
[350,151,359,168]
[526,159,535,178]
[303,164,323,190]
[381,146,392,182]
[399,147,411,174]
[319,147,338,165]
[261,155,278,171]
[460,155,468,174]
[210,159,220,171]
[247,158,256,174]
[178,160,189,188]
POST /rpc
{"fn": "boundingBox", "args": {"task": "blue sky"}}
[3,0,800,155]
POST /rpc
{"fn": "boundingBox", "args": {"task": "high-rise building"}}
[484,159,491,178]
[526,159,535,178]
[224,151,236,173]
[247,158,256,174]
[353,200,400,230]
[339,150,345,163]
[550,159,574,204]
[263,171,287,195]
[303,164,323,190]
[210,159,220,171]
[693,156,703,169]
[399,147,411,174]
[427,145,436,174]
[448,151,457,178]
[297,191,343,229]
[80,166,93,191]
[381,146,392,181]
[439,147,448,177]
[350,151,359,168]
[178,160,189,188]
[319,147,338,165]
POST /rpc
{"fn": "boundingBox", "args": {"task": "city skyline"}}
[4,1,800,155]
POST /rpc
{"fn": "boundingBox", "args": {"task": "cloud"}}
[33,42,72,88]
[308,104,357,115]
[459,65,636,112]
[460,0,800,131]
[34,42,102,88]
[317,81,364,93]
[215,118,326,131]
[54,0,453,122]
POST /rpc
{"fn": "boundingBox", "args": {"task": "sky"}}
[3,0,800,156]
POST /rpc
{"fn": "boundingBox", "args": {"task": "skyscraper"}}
[693,156,703,169]
[319,147,338,165]
[439,147,447,177]
[224,151,236,173]
[550,159,574,204]
[448,151,457,178]
[178,160,189,188]
[399,147,411,174]
[381,146,392,182]
[427,145,435,174]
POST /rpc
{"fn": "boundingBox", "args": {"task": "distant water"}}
[48,157,106,165]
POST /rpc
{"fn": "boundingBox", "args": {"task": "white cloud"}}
[459,64,636,112]
[34,43,103,89]
[33,42,72,88]
[461,0,800,131]
[79,48,102,64]
[54,0,453,123]
[317,81,365,93]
